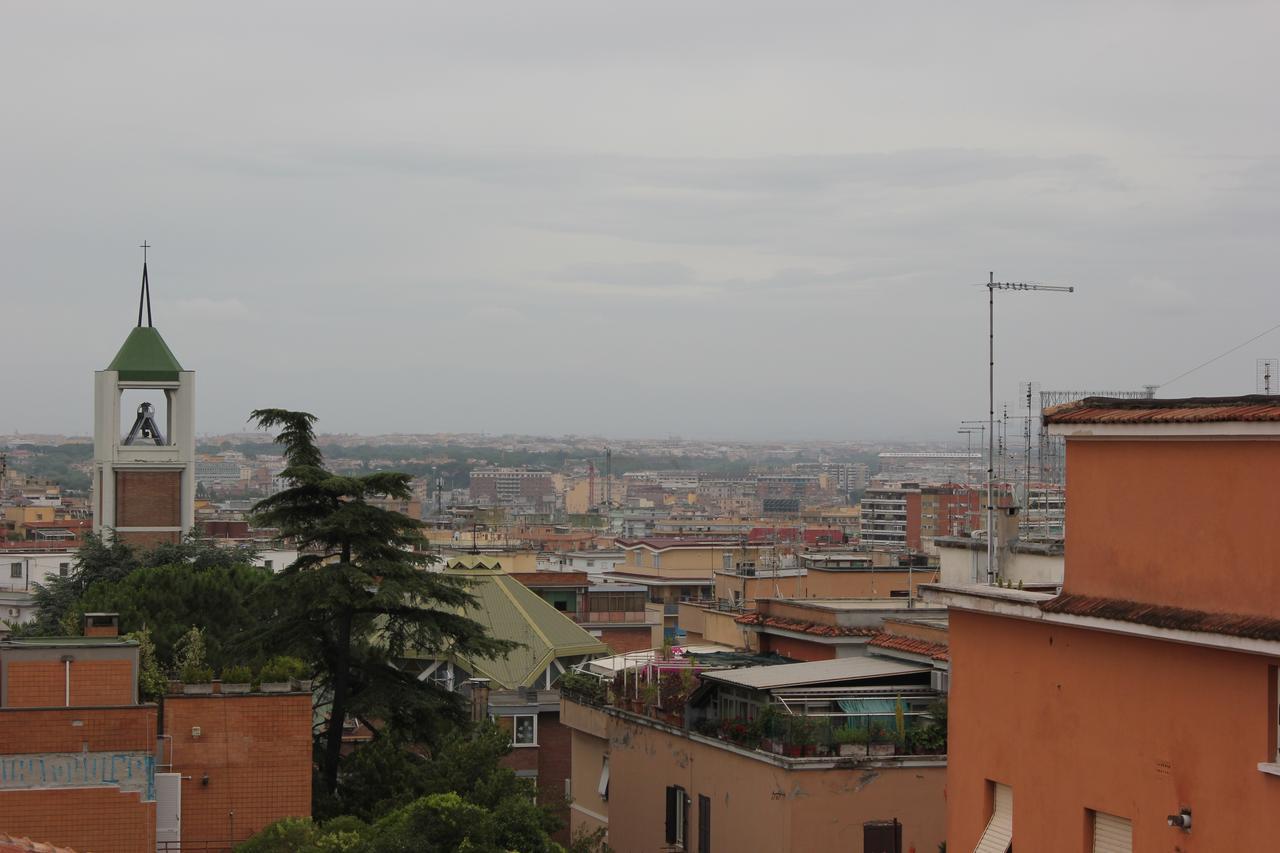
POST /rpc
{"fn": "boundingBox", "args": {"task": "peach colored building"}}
[927,395,1280,851]
[562,654,948,852]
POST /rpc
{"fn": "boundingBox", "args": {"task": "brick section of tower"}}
[164,693,313,846]
[114,470,182,527]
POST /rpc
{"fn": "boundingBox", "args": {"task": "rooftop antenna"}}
[984,273,1073,583]
[137,241,153,327]
[1257,359,1278,395]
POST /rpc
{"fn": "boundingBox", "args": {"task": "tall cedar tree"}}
[247,409,511,794]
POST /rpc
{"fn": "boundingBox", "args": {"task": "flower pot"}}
[784,744,803,757]
[868,743,895,757]
[760,737,774,753]
[183,683,213,695]
[838,744,869,758]
[260,681,292,693]
[291,678,313,692]
[802,744,817,757]
[221,682,251,694]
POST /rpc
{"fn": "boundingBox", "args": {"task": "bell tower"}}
[92,250,195,545]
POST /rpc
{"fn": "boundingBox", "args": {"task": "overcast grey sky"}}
[5,2,1279,440]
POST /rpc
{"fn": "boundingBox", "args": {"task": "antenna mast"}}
[985,273,1073,583]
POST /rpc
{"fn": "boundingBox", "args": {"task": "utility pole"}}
[986,273,1073,583]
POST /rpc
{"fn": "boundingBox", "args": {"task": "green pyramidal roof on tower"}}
[108,327,184,382]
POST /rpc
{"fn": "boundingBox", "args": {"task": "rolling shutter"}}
[666,785,679,844]
[973,783,1012,853]
[1093,812,1132,853]
[698,793,711,853]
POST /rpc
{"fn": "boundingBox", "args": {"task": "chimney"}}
[83,612,120,638]
[466,678,491,724]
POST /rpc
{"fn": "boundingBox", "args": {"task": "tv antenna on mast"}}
[1257,359,1278,395]
[983,273,1073,584]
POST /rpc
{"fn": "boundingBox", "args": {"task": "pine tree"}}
[246,409,511,795]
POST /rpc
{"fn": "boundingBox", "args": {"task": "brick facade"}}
[596,626,654,654]
[114,470,181,527]
[0,705,157,853]
[164,693,312,846]
[5,659,136,708]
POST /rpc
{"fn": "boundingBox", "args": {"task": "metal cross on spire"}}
[137,241,153,327]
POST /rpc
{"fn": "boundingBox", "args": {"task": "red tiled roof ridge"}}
[1044,394,1280,424]
[868,632,950,661]
[1041,592,1280,641]
[735,611,877,638]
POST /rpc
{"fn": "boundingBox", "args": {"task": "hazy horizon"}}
[6,2,1279,441]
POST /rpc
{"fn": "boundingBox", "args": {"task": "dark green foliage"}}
[23,532,259,638]
[76,563,271,670]
[244,409,514,797]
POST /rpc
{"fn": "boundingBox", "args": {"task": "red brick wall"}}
[0,788,155,853]
[0,706,157,853]
[164,694,312,846]
[597,626,654,654]
[115,470,181,527]
[535,712,571,845]
[5,659,135,708]
[0,706,156,753]
[118,530,181,547]
[757,634,834,662]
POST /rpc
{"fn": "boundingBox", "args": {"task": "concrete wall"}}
[947,608,1280,851]
[604,712,946,853]
[1066,438,1280,617]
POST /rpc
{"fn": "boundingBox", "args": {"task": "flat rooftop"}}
[700,656,929,691]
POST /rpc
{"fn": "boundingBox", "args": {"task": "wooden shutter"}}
[666,786,679,844]
[973,783,1012,853]
[1092,812,1132,853]
[698,794,711,853]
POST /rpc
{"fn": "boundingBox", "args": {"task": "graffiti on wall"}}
[0,751,155,800]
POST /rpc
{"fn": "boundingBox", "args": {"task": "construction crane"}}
[984,274,1074,583]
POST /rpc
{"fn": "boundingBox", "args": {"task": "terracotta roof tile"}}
[735,611,877,638]
[0,836,78,853]
[1040,592,1280,642]
[868,633,950,661]
[1044,395,1280,424]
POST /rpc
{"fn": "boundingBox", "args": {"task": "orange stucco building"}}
[928,395,1280,851]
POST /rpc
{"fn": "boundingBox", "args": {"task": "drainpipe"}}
[61,655,74,706]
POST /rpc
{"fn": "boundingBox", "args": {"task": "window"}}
[665,785,690,849]
[597,758,610,801]
[1090,810,1132,853]
[59,562,70,577]
[586,560,595,568]
[9,563,21,579]
[698,793,711,853]
[502,714,537,746]
[973,782,1012,853]
[263,559,273,571]
[652,553,661,570]
[722,552,732,570]
[554,600,567,611]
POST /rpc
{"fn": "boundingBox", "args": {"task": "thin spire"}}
[137,241,153,327]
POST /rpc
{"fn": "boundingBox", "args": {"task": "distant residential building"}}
[194,457,245,487]
[468,467,555,507]
[859,485,919,551]
[509,572,663,653]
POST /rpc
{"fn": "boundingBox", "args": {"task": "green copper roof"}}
[108,326,183,381]
[411,569,607,690]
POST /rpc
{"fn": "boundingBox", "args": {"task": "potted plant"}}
[868,722,896,757]
[639,681,660,714]
[221,665,253,694]
[181,664,214,695]
[834,725,869,758]
[259,656,302,693]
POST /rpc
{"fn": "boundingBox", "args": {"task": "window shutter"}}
[973,783,1012,853]
[1092,812,1132,853]
[698,794,711,853]
[666,785,678,844]
[597,759,610,800]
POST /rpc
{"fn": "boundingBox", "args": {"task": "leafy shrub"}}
[222,664,253,684]
[260,655,308,682]
[181,664,213,684]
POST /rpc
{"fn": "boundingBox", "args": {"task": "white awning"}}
[974,783,1012,853]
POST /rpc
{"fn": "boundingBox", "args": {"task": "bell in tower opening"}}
[123,401,167,446]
